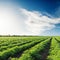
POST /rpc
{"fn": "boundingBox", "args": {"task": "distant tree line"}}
[0,35,39,37]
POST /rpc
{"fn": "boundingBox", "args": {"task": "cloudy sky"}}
[0,0,60,36]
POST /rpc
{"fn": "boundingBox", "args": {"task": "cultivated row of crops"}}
[0,36,60,60]
[47,37,60,60]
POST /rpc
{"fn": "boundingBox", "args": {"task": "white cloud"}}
[0,5,60,35]
[19,8,60,35]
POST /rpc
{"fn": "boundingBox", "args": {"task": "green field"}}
[0,36,60,60]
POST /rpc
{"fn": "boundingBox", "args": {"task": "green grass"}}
[47,37,60,60]
[0,36,60,60]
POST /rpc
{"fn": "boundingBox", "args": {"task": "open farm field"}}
[0,36,60,60]
[0,0,60,60]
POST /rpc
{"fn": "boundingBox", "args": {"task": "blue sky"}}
[0,0,60,36]
[9,0,60,17]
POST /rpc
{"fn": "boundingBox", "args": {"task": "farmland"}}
[0,36,60,60]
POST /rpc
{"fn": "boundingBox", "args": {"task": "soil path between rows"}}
[38,38,52,60]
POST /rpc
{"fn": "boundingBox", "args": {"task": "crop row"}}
[47,37,60,60]
[0,37,48,52]
[0,37,47,46]
[0,37,48,60]
[0,41,32,52]
[11,38,51,60]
